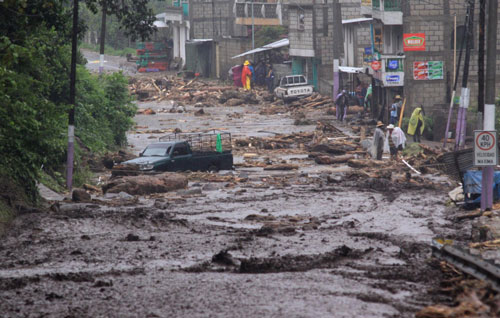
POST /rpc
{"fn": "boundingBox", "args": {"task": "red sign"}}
[413,61,428,80]
[371,60,381,71]
[403,33,426,51]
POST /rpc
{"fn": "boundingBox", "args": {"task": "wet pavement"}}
[0,69,465,317]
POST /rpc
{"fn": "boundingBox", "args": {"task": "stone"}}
[72,189,91,202]
[102,172,188,195]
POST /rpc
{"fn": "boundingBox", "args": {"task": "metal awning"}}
[231,38,289,59]
[339,66,365,73]
[153,20,168,28]
[342,18,373,24]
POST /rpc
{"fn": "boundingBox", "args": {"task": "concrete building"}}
[155,9,190,67]
[363,0,500,140]
[285,0,373,95]
[187,0,286,79]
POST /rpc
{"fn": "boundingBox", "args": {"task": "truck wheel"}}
[209,165,219,173]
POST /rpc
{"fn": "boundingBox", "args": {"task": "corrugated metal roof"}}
[231,38,289,59]
[342,18,373,24]
[339,66,365,73]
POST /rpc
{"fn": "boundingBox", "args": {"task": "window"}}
[173,144,188,156]
[298,13,305,31]
[294,76,301,84]
[452,25,474,50]
[299,76,306,83]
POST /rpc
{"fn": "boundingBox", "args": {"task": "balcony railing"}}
[235,2,278,19]
[384,0,401,11]
[371,0,401,11]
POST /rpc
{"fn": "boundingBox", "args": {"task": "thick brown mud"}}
[0,80,466,317]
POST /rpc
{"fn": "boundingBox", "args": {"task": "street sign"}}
[474,130,498,166]
[371,60,381,71]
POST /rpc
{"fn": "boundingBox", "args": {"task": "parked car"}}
[119,132,233,173]
[274,75,314,102]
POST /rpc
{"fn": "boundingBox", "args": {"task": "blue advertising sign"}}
[364,47,372,55]
[387,59,399,70]
[386,74,401,83]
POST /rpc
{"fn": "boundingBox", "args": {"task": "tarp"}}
[463,170,500,204]
[231,38,289,59]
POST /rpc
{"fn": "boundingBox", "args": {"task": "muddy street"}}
[0,78,463,317]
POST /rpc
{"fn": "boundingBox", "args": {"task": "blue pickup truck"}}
[119,132,233,173]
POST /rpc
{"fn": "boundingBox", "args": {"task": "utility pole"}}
[455,0,475,150]
[99,1,107,74]
[478,0,485,115]
[481,0,498,211]
[332,0,343,105]
[67,0,79,190]
[251,0,255,50]
[443,13,467,148]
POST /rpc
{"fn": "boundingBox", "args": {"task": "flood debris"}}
[72,189,91,202]
[102,172,188,195]
[239,245,359,273]
[417,262,500,318]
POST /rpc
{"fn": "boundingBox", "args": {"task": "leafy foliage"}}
[84,0,160,42]
[0,0,144,201]
[255,26,288,48]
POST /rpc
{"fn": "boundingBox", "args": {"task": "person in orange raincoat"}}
[241,60,252,90]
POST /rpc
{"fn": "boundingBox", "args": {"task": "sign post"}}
[474,128,497,211]
[474,130,497,166]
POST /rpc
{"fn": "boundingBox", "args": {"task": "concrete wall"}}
[217,38,253,80]
[189,0,246,39]
[402,0,500,140]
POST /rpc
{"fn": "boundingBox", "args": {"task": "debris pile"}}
[102,172,188,195]
[417,261,500,318]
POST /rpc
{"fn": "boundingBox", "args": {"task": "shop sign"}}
[371,60,382,71]
[404,33,426,51]
[383,72,404,87]
[413,61,444,80]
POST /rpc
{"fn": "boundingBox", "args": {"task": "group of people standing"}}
[241,60,275,93]
[371,103,426,161]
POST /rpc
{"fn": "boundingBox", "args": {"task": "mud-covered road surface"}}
[0,78,465,317]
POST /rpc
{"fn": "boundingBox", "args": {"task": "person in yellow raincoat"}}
[241,60,252,90]
[407,107,425,143]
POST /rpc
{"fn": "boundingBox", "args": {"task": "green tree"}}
[255,26,288,48]
[0,0,151,201]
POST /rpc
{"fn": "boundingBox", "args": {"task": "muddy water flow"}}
[0,95,462,317]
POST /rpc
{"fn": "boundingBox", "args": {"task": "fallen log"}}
[315,155,355,165]
[263,164,299,171]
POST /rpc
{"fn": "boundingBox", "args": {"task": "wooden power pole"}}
[67,0,79,190]
[481,0,498,211]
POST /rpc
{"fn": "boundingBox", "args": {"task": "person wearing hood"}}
[408,106,425,142]
[241,60,252,90]
[386,124,406,160]
[372,121,386,160]
[335,90,349,122]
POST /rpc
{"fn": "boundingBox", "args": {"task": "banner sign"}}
[413,61,443,80]
[404,33,426,51]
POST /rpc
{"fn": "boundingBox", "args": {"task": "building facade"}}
[363,0,500,140]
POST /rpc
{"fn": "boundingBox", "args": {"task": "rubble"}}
[102,172,188,195]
